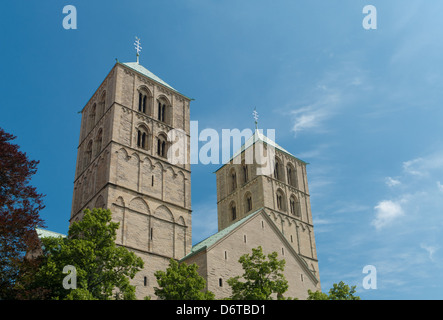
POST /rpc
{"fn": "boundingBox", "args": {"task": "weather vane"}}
[134,37,142,64]
[252,108,259,130]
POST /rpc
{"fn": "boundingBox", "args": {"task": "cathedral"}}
[69,54,321,299]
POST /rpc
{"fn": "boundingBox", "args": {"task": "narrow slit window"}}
[141,132,147,149]
[142,95,147,113]
[161,105,166,122]
[231,205,236,220]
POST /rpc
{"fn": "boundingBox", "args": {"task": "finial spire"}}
[134,37,142,64]
[252,108,259,130]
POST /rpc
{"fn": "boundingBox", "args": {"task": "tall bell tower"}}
[70,45,192,298]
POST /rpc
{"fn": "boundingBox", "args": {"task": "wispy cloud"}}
[402,158,425,176]
[290,62,366,138]
[291,99,337,136]
[385,176,401,187]
[420,243,438,262]
[402,153,443,177]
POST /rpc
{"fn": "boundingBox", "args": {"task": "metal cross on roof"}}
[253,108,259,129]
[134,37,142,64]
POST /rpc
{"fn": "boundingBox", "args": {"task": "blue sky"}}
[1,0,443,299]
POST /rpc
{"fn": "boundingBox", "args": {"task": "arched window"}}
[137,125,150,151]
[245,192,252,213]
[287,163,297,188]
[290,195,300,217]
[99,91,106,118]
[229,168,237,193]
[287,166,292,186]
[274,161,279,180]
[276,189,286,212]
[94,128,103,157]
[138,87,151,114]
[88,104,96,132]
[274,157,284,182]
[157,133,168,157]
[230,201,237,221]
[242,162,248,184]
[157,97,170,124]
[84,140,93,169]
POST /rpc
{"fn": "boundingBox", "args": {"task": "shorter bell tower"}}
[215,127,320,279]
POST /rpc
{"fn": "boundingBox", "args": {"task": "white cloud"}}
[385,176,401,187]
[372,200,404,230]
[437,181,443,194]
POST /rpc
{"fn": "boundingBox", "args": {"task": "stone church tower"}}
[182,130,321,299]
[215,130,320,279]
[70,59,192,299]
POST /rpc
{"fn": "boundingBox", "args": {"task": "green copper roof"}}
[36,228,66,239]
[215,129,308,173]
[121,62,187,98]
[181,208,263,261]
[234,129,295,160]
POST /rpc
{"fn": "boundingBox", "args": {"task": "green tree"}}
[31,208,143,300]
[154,259,214,300]
[307,281,360,300]
[227,246,288,300]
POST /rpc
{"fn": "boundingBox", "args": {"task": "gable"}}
[183,208,319,287]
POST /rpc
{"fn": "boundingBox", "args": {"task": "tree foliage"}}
[154,259,214,300]
[227,246,289,300]
[307,281,360,300]
[30,208,144,300]
[0,128,45,299]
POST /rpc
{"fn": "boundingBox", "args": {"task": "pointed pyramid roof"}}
[234,129,296,159]
[119,61,190,99]
[215,129,307,173]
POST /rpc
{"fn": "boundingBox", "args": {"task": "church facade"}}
[70,58,320,299]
